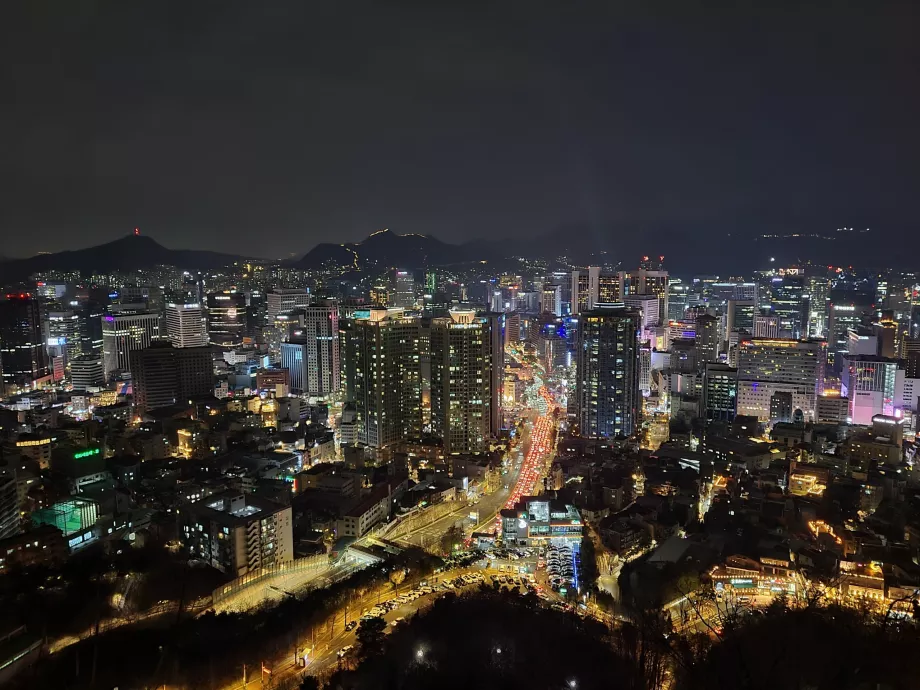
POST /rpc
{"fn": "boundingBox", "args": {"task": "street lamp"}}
[568,679,578,689]
[416,648,425,662]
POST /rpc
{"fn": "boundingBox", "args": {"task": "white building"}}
[841,355,899,425]
[736,338,824,422]
[101,311,162,381]
[165,303,208,348]
[266,288,310,321]
[753,314,780,339]
[289,300,340,396]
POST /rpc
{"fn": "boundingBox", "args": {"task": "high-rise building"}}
[0,294,50,392]
[668,279,689,322]
[597,273,620,305]
[805,273,830,337]
[430,310,503,454]
[840,355,899,425]
[702,363,737,422]
[266,288,310,322]
[130,342,214,412]
[279,341,308,394]
[0,476,19,539]
[620,261,668,321]
[695,314,721,364]
[753,313,780,339]
[726,300,756,336]
[342,309,423,448]
[165,303,209,348]
[540,284,562,316]
[288,300,340,396]
[575,306,641,438]
[207,291,247,348]
[78,301,104,356]
[623,295,661,338]
[102,311,162,381]
[736,338,825,422]
[393,271,416,309]
[571,267,603,315]
[770,275,807,338]
[46,310,82,362]
[70,355,104,390]
[827,289,875,372]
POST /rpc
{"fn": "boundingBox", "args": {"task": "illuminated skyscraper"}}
[342,309,423,448]
[575,306,641,438]
[165,303,208,348]
[769,275,807,338]
[430,310,503,454]
[393,271,416,309]
[0,294,50,392]
[288,300,340,396]
[620,260,668,320]
[101,311,162,381]
[131,342,213,412]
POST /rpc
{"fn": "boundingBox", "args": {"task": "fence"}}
[212,554,329,605]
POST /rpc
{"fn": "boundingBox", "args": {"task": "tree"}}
[355,617,388,657]
[389,568,406,595]
[439,525,463,556]
[298,674,320,690]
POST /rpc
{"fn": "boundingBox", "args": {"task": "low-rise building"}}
[180,492,293,577]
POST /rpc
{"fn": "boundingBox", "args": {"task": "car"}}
[337,645,354,657]
[345,620,357,631]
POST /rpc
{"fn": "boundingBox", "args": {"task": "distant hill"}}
[294,228,490,270]
[0,234,250,283]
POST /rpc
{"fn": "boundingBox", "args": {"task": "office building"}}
[207,291,247,348]
[624,294,661,336]
[46,310,82,362]
[0,475,19,539]
[770,391,794,424]
[540,284,562,316]
[280,340,308,395]
[840,355,899,425]
[827,289,875,371]
[78,301,104,356]
[575,306,641,438]
[695,314,721,364]
[266,288,311,322]
[70,355,104,390]
[668,279,689,321]
[130,342,214,412]
[816,394,850,424]
[165,303,209,348]
[0,294,50,392]
[180,492,293,577]
[342,309,423,448]
[769,275,807,338]
[736,339,825,422]
[101,311,162,382]
[806,274,830,337]
[393,271,416,309]
[702,363,737,423]
[753,313,780,339]
[620,265,669,319]
[570,267,599,315]
[598,273,621,304]
[288,300,340,396]
[726,300,756,336]
[430,310,503,454]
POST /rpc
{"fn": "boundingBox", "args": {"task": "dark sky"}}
[2,1,918,260]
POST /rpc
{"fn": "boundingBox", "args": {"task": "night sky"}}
[2,1,918,260]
